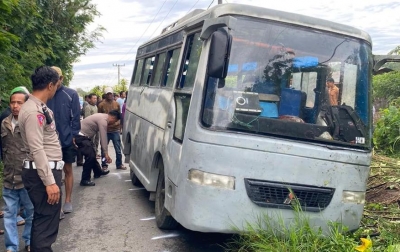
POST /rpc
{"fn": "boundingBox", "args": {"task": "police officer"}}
[19,66,63,252]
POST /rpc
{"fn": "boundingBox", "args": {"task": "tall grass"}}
[225,197,359,252]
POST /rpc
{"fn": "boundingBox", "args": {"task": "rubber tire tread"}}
[155,162,178,230]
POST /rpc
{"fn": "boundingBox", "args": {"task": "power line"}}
[149,0,180,40]
[187,0,201,14]
[207,0,215,9]
[124,0,179,61]
[117,0,168,62]
[98,0,168,87]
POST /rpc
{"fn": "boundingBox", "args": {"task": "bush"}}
[373,72,400,103]
[373,105,400,155]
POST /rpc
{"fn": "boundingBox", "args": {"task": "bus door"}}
[163,31,202,185]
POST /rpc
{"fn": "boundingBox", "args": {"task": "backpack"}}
[322,104,366,144]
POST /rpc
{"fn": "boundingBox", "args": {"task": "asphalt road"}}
[1,143,232,252]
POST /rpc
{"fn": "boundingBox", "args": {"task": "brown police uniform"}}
[19,94,63,252]
[75,113,109,182]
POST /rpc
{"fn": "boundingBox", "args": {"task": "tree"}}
[0,0,103,112]
[38,0,105,85]
[373,71,400,104]
[75,88,87,98]
[113,79,128,94]
[88,85,107,98]
[388,45,400,55]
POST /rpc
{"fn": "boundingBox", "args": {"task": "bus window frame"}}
[161,46,182,89]
[175,31,203,90]
[140,56,156,86]
[150,53,167,87]
[132,59,144,86]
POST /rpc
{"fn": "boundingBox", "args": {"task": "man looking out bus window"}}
[326,77,339,106]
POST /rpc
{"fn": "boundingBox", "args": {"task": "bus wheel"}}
[130,169,142,186]
[155,162,178,229]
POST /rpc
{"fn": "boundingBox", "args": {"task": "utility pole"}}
[113,63,125,85]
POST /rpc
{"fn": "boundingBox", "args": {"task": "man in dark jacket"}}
[47,66,81,215]
[1,86,34,252]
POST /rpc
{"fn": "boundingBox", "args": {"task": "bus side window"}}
[151,53,166,86]
[178,32,202,89]
[132,59,144,86]
[174,94,191,142]
[141,56,155,86]
[163,48,181,88]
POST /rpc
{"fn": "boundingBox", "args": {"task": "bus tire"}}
[130,169,142,187]
[155,162,178,230]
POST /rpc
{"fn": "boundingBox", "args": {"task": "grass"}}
[224,154,400,252]
[225,199,359,252]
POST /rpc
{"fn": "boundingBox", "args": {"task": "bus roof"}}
[139,3,372,50]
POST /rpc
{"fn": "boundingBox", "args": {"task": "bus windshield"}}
[202,17,372,149]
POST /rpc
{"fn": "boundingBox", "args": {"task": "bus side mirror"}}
[373,55,400,74]
[207,29,230,80]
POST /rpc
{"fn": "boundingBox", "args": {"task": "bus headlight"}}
[188,169,235,190]
[342,191,365,204]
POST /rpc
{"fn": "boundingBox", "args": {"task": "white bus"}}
[122,3,398,233]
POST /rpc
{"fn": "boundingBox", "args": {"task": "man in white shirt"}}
[116,91,126,133]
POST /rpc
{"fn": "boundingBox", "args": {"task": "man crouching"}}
[74,110,120,186]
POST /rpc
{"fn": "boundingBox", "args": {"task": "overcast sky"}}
[69,0,400,90]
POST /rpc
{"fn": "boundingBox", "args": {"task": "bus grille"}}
[244,179,335,212]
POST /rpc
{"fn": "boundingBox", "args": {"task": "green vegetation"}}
[373,72,400,104]
[356,155,400,251]
[372,70,400,155]
[225,207,358,252]
[0,0,103,110]
[225,154,400,252]
[76,78,129,98]
[373,106,400,155]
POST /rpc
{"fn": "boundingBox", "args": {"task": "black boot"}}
[94,169,110,178]
[80,180,95,186]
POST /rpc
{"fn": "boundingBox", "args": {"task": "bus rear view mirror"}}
[373,55,400,74]
[207,29,230,80]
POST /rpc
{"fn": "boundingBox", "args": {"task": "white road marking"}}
[125,180,131,182]
[110,173,122,179]
[129,188,145,191]
[140,216,156,221]
[151,233,180,240]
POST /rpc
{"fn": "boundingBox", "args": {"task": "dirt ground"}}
[366,154,400,205]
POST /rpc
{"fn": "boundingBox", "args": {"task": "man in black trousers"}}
[19,66,63,252]
[74,110,120,186]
